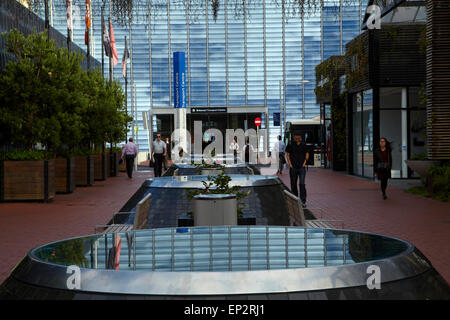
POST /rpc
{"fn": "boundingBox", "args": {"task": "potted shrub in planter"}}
[0,150,55,202]
[0,31,82,201]
[179,173,253,226]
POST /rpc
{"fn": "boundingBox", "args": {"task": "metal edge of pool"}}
[8,228,433,296]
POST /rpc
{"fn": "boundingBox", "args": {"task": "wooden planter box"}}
[93,154,107,181]
[55,158,76,194]
[0,159,55,202]
[119,150,126,172]
[75,155,94,186]
[107,151,120,177]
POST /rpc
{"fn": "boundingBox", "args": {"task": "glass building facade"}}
[44,0,367,153]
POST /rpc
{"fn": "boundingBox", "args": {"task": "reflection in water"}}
[32,227,409,272]
[36,238,90,268]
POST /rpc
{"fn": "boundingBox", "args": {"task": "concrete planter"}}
[0,159,55,202]
[200,168,224,176]
[404,160,440,177]
[193,194,237,226]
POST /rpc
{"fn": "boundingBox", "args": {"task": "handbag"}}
[149,158,155,168]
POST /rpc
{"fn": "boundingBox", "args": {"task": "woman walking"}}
[374,137,393,200]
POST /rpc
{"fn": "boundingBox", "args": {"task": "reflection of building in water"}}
[81,227,355,271]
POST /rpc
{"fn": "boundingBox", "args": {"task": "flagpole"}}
[44,0,50,40]
[125,36,128,142]
[129,19,134,145]
[66,0,72,55]
[86,0,91,71]
[101,4,104,75]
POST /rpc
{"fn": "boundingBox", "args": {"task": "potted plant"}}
[0,30,69,201]
[179,173,254,226]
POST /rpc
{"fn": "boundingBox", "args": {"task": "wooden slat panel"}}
[426,0,450,160]
[2,160,55,201]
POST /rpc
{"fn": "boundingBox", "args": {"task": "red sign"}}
[254,117,262,127]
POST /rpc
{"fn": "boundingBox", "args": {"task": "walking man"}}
[121,137,138,179]
[273,135,286,174]
[152,133,166,177]
[286,132,309,207]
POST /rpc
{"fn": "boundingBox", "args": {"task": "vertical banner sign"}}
[173,52,187,158]
[273,113,280,126]
[173,52,186,109]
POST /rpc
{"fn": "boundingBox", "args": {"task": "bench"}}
[95,193,152,234]
[283,190,343,229]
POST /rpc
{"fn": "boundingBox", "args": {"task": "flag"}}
[66,0,72,35]
[109,21,119,66]
[122,37,129,78]
[84,0,91,46]
[102,15,112,57]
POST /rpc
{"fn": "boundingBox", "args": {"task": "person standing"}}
[374,137,393,200]
[152,133,166,177]
[243,137,256,164]
[273,135,286,174]
[229,136,239,164]
[121,137,138,179]
[286,132,309,207]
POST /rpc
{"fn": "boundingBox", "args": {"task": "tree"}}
[79,69,131,151]
[0,30,69,152]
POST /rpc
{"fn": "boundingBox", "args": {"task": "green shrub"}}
[425,164,450,201]
[0,149,51,161]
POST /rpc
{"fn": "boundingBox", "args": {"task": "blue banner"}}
[273,112,280,126]
[173,52,186,109]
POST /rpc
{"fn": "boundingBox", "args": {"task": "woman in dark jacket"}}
[374,137,393,200]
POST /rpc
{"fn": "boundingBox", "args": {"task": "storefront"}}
[148,106,268,156]
[345,23,426,179]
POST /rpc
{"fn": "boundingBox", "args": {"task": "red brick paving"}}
[0,170,153,284]
[261,167,450,284]
[1,166,449,287]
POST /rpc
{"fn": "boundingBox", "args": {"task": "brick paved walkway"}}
[1,166,449,286]
[0,170,153,284]
[261,167,450,284]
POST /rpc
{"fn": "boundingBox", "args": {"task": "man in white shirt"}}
[273,135,286,174]
[152,133,166,177]
[121,137,138,179]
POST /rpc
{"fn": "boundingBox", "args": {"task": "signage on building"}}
[273,113,280,126]
[191,107,227,113]
[173,52,186,109]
